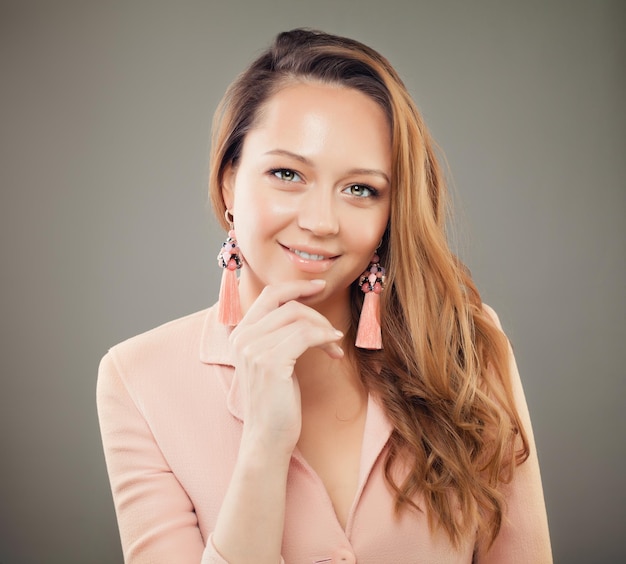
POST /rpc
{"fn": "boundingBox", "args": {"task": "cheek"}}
[343,216,386,261]
[233,172,296,224]
[232,185,294,252]
[345,206,389,247]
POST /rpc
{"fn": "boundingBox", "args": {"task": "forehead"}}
[255,80,389,132]
[242,82,392,170]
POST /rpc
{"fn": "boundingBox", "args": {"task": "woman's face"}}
[222,81,392,315]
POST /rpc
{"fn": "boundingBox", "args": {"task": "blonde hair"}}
[208,28,529,548]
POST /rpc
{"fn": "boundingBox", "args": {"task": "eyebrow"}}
[264,149,391,185]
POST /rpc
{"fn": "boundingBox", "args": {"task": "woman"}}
[97,29,552,563]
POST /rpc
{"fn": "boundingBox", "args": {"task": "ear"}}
[221,163,236,211]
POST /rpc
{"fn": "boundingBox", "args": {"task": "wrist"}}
[239,428,295,468]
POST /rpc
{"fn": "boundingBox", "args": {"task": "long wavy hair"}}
[208,28,529,548]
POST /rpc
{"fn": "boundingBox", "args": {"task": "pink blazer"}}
[97,305,552,563]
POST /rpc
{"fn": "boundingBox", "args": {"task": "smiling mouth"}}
[289,248,329,261]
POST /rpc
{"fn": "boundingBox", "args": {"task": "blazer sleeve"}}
[477,308,553,564]
[96,351,230,564]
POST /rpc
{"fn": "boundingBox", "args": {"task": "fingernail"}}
[310,279,326,285]
[334,330,344,338]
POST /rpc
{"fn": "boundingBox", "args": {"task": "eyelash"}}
[269,168,379,199]
[344,184,378,199]
[270,168,302,182]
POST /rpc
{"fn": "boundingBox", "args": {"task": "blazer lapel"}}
[199,305,244,421]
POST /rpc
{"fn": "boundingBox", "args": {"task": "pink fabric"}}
[97,305,551,563]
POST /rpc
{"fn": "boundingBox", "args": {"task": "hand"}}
[228,279,344,457]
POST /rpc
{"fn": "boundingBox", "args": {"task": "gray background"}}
[1,1,624,562]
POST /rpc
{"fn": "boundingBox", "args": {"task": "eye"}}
[271,168,302,182]
[343,184,378,198]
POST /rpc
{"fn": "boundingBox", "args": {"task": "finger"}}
[236,299,335,339]
[240,280,327,326]
[236,318,343,374]
[232,301,343,359]
[262,319,344,368]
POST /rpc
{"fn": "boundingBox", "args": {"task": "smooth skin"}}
[212,82,392,563]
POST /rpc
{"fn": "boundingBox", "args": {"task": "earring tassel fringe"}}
[217,267,242,326]
[356,291,382,349]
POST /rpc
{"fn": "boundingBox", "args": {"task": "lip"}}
[280,243,339,273]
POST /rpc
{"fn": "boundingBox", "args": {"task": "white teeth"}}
[291,248,327,261]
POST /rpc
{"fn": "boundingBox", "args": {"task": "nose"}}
[298,187,339,236]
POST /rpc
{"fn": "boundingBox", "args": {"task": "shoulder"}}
[481,303,503,331]
[109,307,210,364]
[98,306,219,396]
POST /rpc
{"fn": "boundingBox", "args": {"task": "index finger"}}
[240,279,327,326]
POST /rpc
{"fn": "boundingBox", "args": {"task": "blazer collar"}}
[199,305,246,420]
[199,304,236,367]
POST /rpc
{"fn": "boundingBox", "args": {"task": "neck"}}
[295,346,366,416]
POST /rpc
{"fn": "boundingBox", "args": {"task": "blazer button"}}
[332,548,356,564]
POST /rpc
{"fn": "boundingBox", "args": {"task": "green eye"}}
[344,184,376,198]
[272,169,301,182]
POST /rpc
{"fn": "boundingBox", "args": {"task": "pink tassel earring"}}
[217,211,243,326]
[355,252,385,349]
